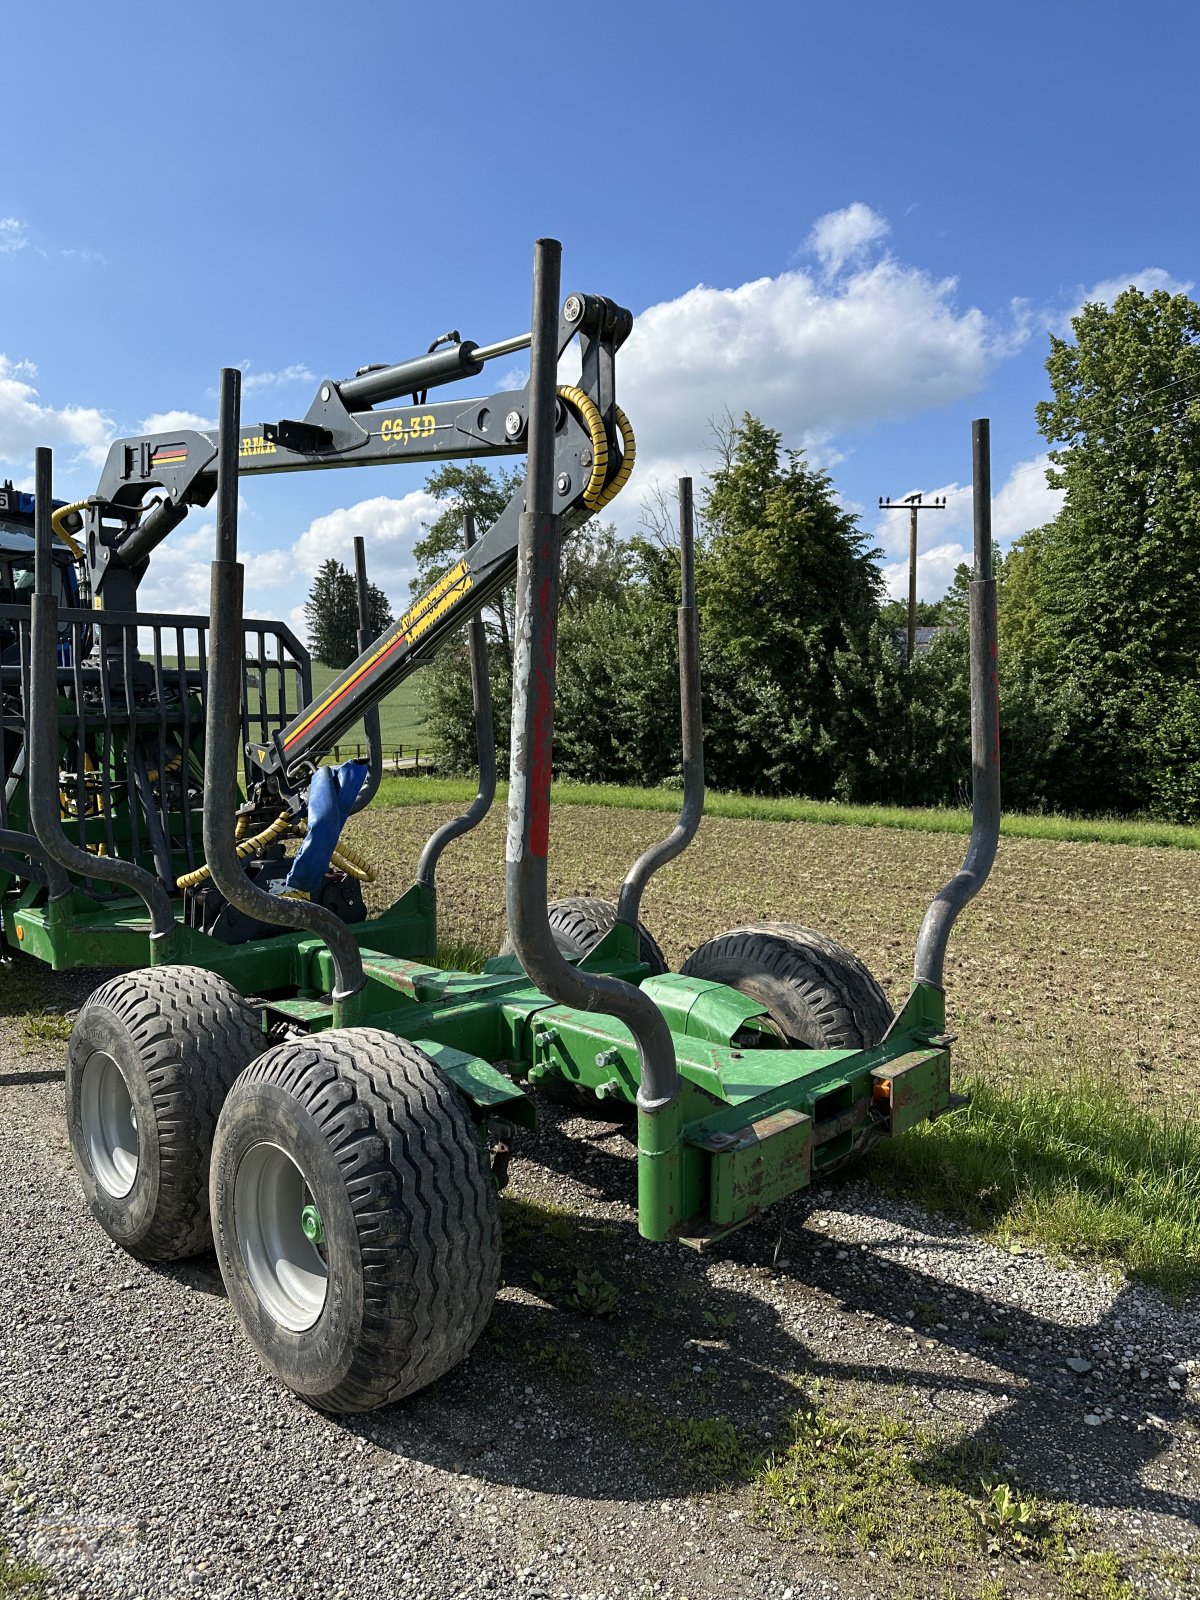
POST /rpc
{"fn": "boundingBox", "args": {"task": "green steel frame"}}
[7,871,958,1245]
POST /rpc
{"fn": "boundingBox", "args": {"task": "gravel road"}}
[2,964,1198,1600]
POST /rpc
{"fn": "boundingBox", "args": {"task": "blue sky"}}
[3,0,1196,636]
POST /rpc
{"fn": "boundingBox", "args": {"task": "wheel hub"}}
[300,1203,324,1245]
[79,1050,139,1198]
[233,1143,328,1332]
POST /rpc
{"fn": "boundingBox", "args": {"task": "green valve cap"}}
[301,1204,325,1246]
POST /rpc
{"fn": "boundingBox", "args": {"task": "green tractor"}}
[3,239,999,1411]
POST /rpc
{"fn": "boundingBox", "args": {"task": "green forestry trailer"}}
[3,240,1000,1411]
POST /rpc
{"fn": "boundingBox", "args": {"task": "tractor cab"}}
[0,480,78,661]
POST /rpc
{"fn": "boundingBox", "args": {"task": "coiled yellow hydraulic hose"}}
[174,805,378,893]
[175,809,294,890]
[555,388,636,515]
[330,840,377,883]
[51,502,87,561]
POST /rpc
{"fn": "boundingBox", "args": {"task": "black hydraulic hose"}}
[201,370,366,1003]
[617,476,704,931]
[27,448,176,938]
[349,534,383,814]
[4,741,27,810]
[416,512,496,890]
[913,419,1001,989]
[131,744,178,892]
[504,239,680,1116]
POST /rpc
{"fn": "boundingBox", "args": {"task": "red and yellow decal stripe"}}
[151,443,188,467]
[283,558,472,750]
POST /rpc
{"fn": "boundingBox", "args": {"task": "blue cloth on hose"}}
[282,761,369,896]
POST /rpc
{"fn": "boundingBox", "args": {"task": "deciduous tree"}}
[1019,286,1200,816]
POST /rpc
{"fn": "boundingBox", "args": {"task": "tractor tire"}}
[210,1028,500,1413]
[503,897,666,1119]
[503,895,669,976]
[680,923,893,1050]
[66,965,264,1262]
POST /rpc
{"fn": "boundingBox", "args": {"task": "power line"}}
[878,492,946,663]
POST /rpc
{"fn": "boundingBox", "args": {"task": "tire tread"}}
[233,1029,500,1411]
[680,923,893,1049]
[69,965,262,1260]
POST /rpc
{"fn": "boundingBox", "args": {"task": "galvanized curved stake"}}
[913,418,1001,989]
[504,238,682,1125]
[617,475,704,932]
[200,368,366,1006]
[0,826,69,897]
[416,512,496,892]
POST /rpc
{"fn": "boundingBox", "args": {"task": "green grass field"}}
[308,661,428,757]
[373,774,1200,851]
[163,654,430,759]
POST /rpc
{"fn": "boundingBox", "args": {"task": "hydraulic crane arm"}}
[77,289,634,791]
[253,399,629,785]
[84,290,631,604]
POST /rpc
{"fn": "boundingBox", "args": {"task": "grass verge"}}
[0,1543,47,1599]
[1,1461,47,1599]
[0,958,71,1050]
[372,776,1200,851]
[754,1386,1142,1599]
[871,1074,1200,1297]
[609,1377,1145,1596]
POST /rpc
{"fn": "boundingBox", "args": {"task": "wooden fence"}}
[329,743,434,773]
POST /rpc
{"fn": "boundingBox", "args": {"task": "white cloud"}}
[136,555,213,617]
[140,409,217,434]
[290,490,440,605]
[992,454,1065,541]
[243,548,294,588]
[132,519,211,616]
[131,519,289,628]
[805,202,890,276]
[876,455,1064,600]
[0,218,28,256]
[880,540,969,605]
[0,219,106,265]
[240,363,316,394]
[1057,268,1194,331]
[165,520,217,560]
[619,252,1017,516]
[0,353,114,478]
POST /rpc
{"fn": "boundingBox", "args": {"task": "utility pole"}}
[878,491,947,663]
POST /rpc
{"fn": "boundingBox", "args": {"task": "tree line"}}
[307,286,1200,822]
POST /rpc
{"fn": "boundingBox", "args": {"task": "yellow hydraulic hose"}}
[330,840,377,883]
[600,405,636,511]
[51,502,87,561]
[555,385,609,510]
[175,808,294,890]
[174,797,379,894]
[554,389,637,516]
